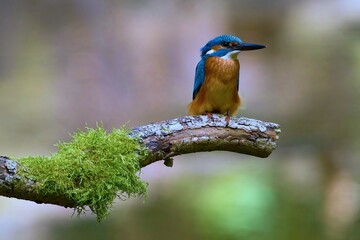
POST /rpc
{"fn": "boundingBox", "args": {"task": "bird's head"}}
[200,34,266,59]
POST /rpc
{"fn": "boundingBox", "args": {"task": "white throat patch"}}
[221,50,240,60]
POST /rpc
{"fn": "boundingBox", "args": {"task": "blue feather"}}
[192,58,206,99]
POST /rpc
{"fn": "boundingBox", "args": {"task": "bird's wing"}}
[192,59,206,99]
[237,74,239,91]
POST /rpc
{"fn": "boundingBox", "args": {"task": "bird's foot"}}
[206,112,213,121]
[225,111,230,127]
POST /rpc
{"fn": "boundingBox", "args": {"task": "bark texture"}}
[130,115,280,167]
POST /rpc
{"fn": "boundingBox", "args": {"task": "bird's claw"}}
[225,111,230,127]
[206,112,214,122]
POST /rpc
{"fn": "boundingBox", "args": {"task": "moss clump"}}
[17,125,148,221]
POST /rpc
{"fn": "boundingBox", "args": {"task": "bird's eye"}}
[221,42,230,47]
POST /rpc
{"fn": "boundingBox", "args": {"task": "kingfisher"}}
[187,34,266,123]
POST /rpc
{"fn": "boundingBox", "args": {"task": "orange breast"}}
[187,57,241,116]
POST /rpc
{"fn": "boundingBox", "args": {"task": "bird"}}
[187,34,266,124]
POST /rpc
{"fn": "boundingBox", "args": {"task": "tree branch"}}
[0,156,77,208]
[0,115,280,211]
[131,115,280,167]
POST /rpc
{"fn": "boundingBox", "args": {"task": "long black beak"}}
[233,42,266,51]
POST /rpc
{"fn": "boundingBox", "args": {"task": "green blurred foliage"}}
[47,162,328,240]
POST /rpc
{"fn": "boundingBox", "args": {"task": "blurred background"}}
[1,0,360,239]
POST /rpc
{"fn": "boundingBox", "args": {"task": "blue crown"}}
[200,35,242,57]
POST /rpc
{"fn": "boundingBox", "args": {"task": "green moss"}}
[17,125,148,222]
